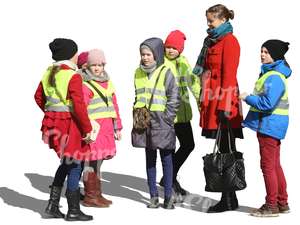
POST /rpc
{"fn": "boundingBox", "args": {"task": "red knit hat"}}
[164,30,186,53]
[77,51,88,68]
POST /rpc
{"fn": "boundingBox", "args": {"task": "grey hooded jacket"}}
[131,37,180,150]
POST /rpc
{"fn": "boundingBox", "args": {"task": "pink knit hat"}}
[87,49,106,65]
[77,51,88,68]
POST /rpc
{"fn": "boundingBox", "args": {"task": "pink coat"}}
[82,80,122,161]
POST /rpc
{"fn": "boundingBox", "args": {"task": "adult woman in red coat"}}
[193,4,243,213]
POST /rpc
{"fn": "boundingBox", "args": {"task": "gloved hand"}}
[218,110,230,124]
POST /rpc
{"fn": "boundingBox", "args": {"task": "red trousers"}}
[257,132,288,206]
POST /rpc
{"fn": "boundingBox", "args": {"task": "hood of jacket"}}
[261,59,292,79]
[140,37,165,68]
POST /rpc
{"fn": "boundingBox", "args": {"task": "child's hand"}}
[114,130,122,141]
[83,132,93,144]
[239,92,249,101]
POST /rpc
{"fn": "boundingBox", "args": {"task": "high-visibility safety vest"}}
[41,67,74,112]
[84,80,117,120]
[250,70,289,115]
[134,64,169,112]
[165,56,200,123]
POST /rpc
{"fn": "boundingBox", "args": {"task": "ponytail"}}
[48,66,60,87]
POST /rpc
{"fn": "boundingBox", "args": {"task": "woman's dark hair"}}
[206,4,234,21]
[48,66,60,87]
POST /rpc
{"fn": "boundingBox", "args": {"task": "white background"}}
[0,0,299,224]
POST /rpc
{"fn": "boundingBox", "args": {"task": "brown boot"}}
[97,175,113,205]
[82,172,109,208]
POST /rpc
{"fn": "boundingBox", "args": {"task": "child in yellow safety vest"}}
[240,40,291,217]
[78,49,122,208]
[161,30,200,199]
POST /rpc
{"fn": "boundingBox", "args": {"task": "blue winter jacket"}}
[242,60,291,140]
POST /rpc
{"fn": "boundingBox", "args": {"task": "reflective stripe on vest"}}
[84,80,117,120]
[134,65,168,112]
[41,67,74,112]
[250,70,289,115]
[165,56,201,123]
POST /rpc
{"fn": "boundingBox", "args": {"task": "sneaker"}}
[163,197,175,209]
[147,197,159,209]
[250,204,279,217]
[278,204,290,214]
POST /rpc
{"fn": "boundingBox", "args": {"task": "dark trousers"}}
[52,158,83,191]
[173,122,195,179]
[145,148,173,198]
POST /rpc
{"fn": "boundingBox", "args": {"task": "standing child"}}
[79,49,122,208]
[131,37,180,209]
[161,30,200,197]
[34,38,93,221]
[240,40,291,217]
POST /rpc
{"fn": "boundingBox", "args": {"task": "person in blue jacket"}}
[240,39,291,217]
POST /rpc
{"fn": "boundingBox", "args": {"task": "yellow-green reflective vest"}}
[250,70,289,115]
[41,67,74,112]
[134,65,169,111]
[84,80,117,120]
[165,56,201,123]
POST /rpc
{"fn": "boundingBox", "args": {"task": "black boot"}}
[65,189,93,221]
[45,185,65,218]
[159,177,188,196]
[173,179,188,196]
[207,192,239,213]
[80,192,85,201]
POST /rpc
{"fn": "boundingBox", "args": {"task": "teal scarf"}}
[193,22,233,76]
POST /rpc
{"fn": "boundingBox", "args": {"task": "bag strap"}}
[87,80,109,107]
[212,121,235,154]
[213,124,222,154]
[147,66,166,110]
[226,121,235,153]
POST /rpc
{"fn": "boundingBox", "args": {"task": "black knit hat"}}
[49,38,78,61]
[262,39,289,61]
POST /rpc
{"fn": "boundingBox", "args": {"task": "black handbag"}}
[203,124,247,192]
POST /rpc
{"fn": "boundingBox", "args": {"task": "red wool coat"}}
[200,33,243,130]
[34,64,92,160]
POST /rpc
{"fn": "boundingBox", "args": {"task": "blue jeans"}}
[52,158,82,191]
[145,148,173,198]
